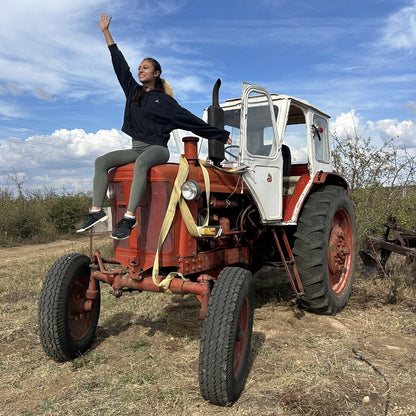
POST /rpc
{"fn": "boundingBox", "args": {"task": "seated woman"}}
[77,13,231,240]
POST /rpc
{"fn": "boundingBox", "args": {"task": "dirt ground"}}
[0,235,415,416]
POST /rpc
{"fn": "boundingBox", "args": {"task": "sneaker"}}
[77,210,108,233]
[111,217,137,240]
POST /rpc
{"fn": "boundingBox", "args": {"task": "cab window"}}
[283,104,308,164]
[312,114,330,162]
[224,108,241,146]
[245,91,278,157]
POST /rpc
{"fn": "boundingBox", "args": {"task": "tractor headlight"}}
[181,180,201,201]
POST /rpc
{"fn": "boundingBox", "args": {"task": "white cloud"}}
[368,118,416,148]
[0,127,183,192]
[330,109,363,138]
[33,87,54,101]
[404,100,416,115]
[331,108,416,152]
[0,0,125,105]
[381,0,416,50]
[6,83,23,96]
[0,128,130,191]
[0,100,28,119]
[0,0,218,119]
[171,75,207,101]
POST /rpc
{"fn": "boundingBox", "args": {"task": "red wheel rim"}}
[68,273,94,340]
[234,297,249,377]
[327,208,354,294]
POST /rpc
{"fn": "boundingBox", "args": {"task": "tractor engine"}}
[107,136,255,277]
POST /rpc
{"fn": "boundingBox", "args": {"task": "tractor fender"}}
[312,171,350,193]
[283,171,350,224]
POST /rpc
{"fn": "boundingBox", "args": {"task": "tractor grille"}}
[138,181,174,253]
[110,180,174,254]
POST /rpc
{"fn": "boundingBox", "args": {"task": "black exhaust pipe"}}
[207,79,225,167]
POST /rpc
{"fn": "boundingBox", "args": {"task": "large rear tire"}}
[199,267,255,405]
[293,185,356,315]
[38,253,100,362]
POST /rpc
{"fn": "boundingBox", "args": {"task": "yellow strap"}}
[178,159,210,235]
[151,157,245,291]
[152,155,210,291]
[199,159,245,175]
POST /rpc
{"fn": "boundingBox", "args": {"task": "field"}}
[1,233,415,416]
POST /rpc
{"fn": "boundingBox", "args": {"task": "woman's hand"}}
[226,138,232,145]
[98,13,115,45]
[98,13,112,32]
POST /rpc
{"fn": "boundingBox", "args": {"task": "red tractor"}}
[38,81,356,405]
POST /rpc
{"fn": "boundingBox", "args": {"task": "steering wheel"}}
[224,145,239,162]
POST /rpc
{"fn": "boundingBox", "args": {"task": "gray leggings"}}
[93,141,170,213]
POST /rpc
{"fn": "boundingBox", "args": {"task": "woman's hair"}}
[133,57,165,104]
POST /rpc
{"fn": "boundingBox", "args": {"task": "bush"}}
[0,187,92,247]
[353,186,416,248]
[332,128,416,249]
[47,193,92,233]
[0,195,52,246]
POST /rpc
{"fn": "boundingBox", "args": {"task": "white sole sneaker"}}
[76,213,109,233]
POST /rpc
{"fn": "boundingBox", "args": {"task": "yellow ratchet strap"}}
[152,155,210,291]
[152,156,246,291]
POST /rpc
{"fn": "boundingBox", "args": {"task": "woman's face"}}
[138,59,160,85]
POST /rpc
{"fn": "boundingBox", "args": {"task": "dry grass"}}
[0,237,415,416]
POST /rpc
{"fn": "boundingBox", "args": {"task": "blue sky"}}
[0,0,415,192]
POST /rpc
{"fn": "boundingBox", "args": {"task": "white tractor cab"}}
[200,81,335,225]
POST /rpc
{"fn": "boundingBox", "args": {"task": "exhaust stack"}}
[207,79,225,167]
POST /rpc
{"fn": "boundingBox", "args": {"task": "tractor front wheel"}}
[199,267,255,405]
[293,185,356,315]
[38,253,100,362]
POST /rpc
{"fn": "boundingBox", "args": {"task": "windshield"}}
[224,108,241,144]
[224,100,278,158]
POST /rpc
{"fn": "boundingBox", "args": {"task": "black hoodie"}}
[108,44,230,147]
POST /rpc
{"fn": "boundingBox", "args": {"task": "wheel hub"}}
[328,224,350,275]
[234,298,249,377]
[68,276,94,340]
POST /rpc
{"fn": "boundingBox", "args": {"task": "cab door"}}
[239,83,288,224]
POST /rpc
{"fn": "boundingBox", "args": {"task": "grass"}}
[0,236,416,415]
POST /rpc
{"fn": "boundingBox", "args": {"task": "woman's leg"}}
[78,148,141,233]
[111,144,169,240]
[127,144,170,213]
[92,148,140,208]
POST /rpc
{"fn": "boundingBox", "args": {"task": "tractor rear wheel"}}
[199,267,255,405]
[38,253,100,361]
[293,185,356,315]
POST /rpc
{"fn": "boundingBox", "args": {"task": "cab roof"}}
[219,93,330,119]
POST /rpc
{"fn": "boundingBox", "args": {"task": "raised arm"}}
[97,13,115,46]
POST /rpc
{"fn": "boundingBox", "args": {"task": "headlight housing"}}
[181,180,201,201]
